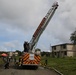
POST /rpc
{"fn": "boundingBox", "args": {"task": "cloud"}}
[0,40,23,51]
[0,0,76,51]
[46,0,76,43]
[0,0,50,31]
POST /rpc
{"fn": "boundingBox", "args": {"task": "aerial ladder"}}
[19,2,58,69]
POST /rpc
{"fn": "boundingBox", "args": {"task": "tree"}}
[16,50,22,56]
[35,48,41,52]
[70,30,76,44]
[41,51,50,57]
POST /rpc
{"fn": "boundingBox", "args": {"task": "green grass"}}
[15,56,20,60]
[0,58,4,65]
[41,56,76,75]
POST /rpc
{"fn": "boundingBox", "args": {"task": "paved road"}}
[0,61,59,75]
[0,66,59,75]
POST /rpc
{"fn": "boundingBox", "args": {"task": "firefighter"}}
[45,59,47,66]
[4,62,9,69]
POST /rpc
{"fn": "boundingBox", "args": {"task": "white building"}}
[52,43,76,57]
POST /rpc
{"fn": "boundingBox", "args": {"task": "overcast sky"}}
[0,0,76,52]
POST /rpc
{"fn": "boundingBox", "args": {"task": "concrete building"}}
[52,43,76,57]
[8,52,18,58]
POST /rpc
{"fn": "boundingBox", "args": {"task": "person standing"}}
[4,62,9,69]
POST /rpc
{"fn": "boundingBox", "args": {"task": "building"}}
[8,52,18,58]
[13,52,18,56]
[52,43,76,57]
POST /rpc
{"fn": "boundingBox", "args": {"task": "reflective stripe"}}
[23,53,29,59]
[34,56,40,62]
[23,55,29,61]
[21,53,41,65]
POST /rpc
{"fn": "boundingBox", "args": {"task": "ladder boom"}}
[29,2,58,52]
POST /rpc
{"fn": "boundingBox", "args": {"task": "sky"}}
[0,0,76,52]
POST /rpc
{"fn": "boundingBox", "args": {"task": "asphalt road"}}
[0,61,59,75]
[0,66,59,75]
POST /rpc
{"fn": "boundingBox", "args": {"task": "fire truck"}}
[19,2,58,69]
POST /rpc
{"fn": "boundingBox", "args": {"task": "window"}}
[53,46,56,50]
[63,44,66,49]
[55,52,56,55]
[64,51,67,55]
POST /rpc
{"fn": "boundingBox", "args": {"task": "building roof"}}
[51,43,73,47]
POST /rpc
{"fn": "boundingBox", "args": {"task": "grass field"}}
[0,58,4,66]
[41,56,76,75]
